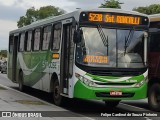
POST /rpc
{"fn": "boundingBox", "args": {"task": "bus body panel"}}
[74,80,147,100]
[73,66,148,100]
[16,51,60,92]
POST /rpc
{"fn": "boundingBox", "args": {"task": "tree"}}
[99,0,123,9]
[0,50,7,58]
[37,6,65,20]
[17,6,65,28]
[133,4,160,15]
[17,7,37,28]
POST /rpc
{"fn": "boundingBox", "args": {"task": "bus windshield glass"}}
[76,27,145,68]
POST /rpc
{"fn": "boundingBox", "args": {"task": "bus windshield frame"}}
[75,25,147,69]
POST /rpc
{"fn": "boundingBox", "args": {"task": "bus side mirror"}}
[73,29,82,43]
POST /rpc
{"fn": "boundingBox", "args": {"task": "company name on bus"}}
[42,61,57,69]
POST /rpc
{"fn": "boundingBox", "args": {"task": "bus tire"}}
[104,100,120,108]
[19,71,25,92]
[148,83,160,112]
[53,79,63,106]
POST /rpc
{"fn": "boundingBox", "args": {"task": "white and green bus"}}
[8,8,149,106]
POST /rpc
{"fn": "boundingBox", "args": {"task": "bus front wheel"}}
[19,71,24,91]
[148,83,160,111]
[53,79,63,106]
[104,100,120,108]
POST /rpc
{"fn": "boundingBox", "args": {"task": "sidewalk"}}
[0,84,91,120]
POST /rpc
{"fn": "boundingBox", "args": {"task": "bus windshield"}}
[76,27,145,68]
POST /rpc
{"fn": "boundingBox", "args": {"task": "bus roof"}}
[10,8,148,34]
[149,14,160,22]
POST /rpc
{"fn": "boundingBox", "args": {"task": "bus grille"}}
[95,82,135,86]
[88,70,142,76]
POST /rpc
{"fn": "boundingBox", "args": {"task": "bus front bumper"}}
[74,80,147,100]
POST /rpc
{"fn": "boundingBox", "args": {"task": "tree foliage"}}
[17,6,65,28]
[99,0,123,9]
[0,50,7,58]
[133,4,160,15]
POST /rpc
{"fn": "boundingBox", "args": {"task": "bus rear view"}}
[148,14,160,111]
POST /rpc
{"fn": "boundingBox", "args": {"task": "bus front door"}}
[8,35,19,82]
[60,19,74,95]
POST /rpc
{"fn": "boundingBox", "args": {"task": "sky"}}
[0,0,160,50]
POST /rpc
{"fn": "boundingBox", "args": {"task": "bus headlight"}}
[134,76,148,87]
[75,73,97,87]
[134,80,145,87]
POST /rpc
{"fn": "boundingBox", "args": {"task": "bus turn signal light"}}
[52,53,59,59]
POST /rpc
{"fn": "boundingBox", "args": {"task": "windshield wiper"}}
[124,28,135,55]
[97,25,109,55]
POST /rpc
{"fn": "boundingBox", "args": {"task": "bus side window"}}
[52,23,61,50]
[150,33,160,52]
[9,35,14,53]
[19,33,25,52]
[33,28,41,51]
[26,31,32,51]
[42,26,52,50]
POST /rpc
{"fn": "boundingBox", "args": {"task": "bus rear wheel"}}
[104,100,120,108]
[19,71,25,91]
[53,79,63,106]
[148,83,160,111]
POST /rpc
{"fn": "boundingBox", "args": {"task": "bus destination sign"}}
[88,13,141,25]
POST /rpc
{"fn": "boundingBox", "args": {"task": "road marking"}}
[120,103,155,120]
[144,117,152,120]
[0,83,95,120]
[120,102,150,111]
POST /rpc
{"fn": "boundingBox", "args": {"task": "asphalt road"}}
[0,73,159,120]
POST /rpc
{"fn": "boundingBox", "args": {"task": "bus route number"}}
[89,13,103,22]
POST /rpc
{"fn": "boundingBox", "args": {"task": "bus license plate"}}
[110,91,122,96]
